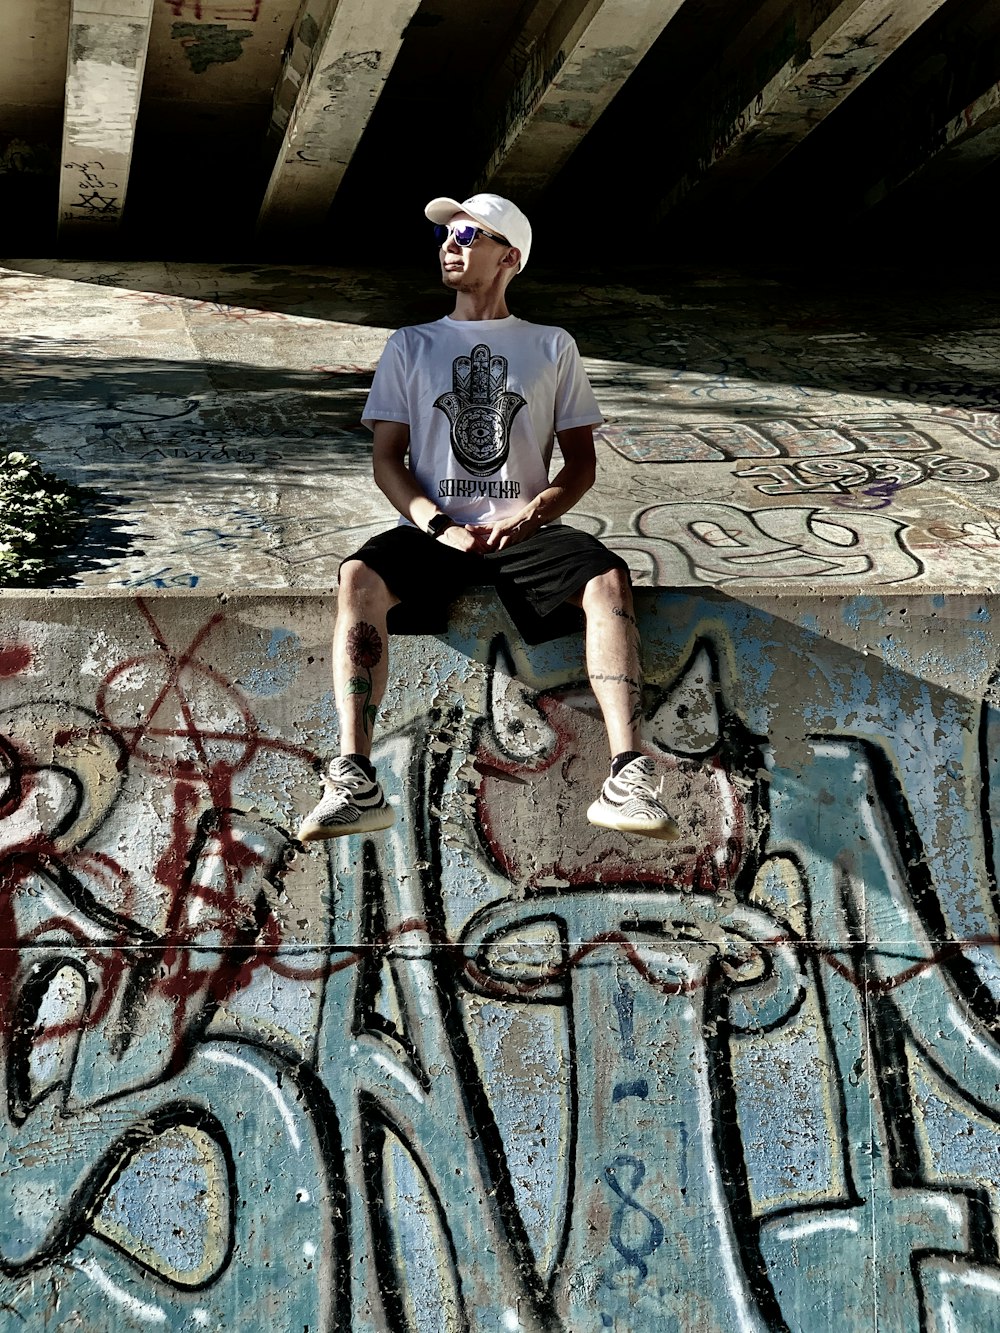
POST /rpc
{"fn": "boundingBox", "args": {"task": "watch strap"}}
[427,513,455,538]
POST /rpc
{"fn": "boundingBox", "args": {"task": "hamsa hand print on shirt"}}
[434,344,527,476]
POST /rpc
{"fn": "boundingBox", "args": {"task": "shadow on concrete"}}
[0,261,448,330]
[0,264,997,587]
[0,341,373,416]
[1,259,997,418]
[47,491,137,587]
[0,346,375,468]
[0,264,997,418]
[0,345,380,581]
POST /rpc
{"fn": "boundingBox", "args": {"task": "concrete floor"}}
[0,258,998,593]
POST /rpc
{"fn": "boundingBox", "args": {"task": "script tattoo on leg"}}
[610,607,642,725]
[611,605,643,723]
[345,621,382,738]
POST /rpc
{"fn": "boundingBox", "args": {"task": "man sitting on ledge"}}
[298,192,677,844]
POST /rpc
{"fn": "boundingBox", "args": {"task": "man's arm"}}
[371,419,485,553]
[475,424,597,551]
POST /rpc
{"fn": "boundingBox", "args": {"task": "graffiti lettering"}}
[604,1155,665,1283]
[737,453,995,496]
[114,566,200,588]
[63,161,121,217]
[608,502,923,585]
[600,409,1000,463]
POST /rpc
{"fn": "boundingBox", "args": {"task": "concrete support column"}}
[256,0,423,239]
[58,0,155,240]
[863,76,1000,210]
[481,0,684,202]
[657,0,951,220]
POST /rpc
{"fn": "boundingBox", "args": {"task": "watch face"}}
[429,514,452,536]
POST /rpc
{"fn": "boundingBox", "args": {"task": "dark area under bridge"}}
[2,0,999,265]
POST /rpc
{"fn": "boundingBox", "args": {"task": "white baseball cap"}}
[424,192,532,271]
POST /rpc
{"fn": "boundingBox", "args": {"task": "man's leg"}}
[298,560,398,842]
[333,559,397,758]
[576,567,679,841]
[578,566,642,757]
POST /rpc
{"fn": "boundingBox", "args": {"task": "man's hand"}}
[438,523,489,554]
[466,424,598,552]
[470,504,543,552]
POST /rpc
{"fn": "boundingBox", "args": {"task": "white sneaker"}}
[587,755,679,841]
[297,757,395,842]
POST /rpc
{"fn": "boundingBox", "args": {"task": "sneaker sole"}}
[297,805,396,842]
[586,802,680,842]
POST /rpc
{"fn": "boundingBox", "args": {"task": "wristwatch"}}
[426,512,455,539]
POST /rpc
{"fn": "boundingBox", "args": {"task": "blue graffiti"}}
[603,1155,665,1283]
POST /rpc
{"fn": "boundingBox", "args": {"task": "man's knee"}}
[338,559,392,609]
[583,564,632,607]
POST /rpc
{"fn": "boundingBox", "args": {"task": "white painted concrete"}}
[58,0,156,235]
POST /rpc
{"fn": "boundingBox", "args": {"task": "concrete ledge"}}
[4,256,1000,1328]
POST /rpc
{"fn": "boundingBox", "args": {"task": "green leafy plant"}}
[0,451,94,586]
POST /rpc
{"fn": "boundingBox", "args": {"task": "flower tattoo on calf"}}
[345,621,382,737]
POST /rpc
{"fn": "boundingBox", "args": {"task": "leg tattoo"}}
[610,605,643,723]
[344,621,383,738]
[583,577,645,756]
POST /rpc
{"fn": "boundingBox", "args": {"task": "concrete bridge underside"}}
[1,0,999,259]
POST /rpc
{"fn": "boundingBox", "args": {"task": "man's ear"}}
[502,247,521,269]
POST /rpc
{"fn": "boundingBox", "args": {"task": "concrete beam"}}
[658,0,952,219]
[58,0,155,238]
[481,0,685,202]
[256,0,423,236]
[863,76,1000,210]
[262,0,328,159]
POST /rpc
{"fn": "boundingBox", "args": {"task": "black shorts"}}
[342,524,629,643]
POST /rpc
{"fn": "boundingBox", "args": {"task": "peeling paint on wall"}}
[65,58,143,155]
[172,23,254,74]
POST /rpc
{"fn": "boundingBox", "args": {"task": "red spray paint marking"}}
[1,602,316,1061]
[251,917,1000,1002]
[97,603,312,782]
[0,646,32,678]
[165,0,262,19]
[20,904,1000,1048]
[96,604,305,1041]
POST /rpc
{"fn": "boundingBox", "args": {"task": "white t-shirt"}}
[362,315,602,526]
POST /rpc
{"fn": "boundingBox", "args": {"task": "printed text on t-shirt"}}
[438,478,522,499]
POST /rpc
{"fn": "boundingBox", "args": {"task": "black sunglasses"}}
[433,222,511,249]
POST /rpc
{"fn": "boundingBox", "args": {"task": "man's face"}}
[438,212,514,292]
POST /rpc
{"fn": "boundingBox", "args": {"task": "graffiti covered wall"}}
[2,588,999,1330]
